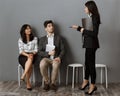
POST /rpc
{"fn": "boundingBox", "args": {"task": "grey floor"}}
[0,81,120,96]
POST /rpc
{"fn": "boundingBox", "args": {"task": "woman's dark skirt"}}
[18,54,38,69]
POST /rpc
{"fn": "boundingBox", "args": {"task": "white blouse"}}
[18,37,38,54]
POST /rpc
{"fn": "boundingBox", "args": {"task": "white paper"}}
[46,44,55,60]
[46,44,55,52]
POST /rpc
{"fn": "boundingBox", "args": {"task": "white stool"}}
[96,64,108,88]
[42,67,61,87]
[66,63,84,88]
[18,64,35,86]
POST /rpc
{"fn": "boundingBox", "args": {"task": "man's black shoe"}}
[43,83,50,91]
[50,84,57,91]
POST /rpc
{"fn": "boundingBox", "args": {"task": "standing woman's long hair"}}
[20,24,34,44]
[85,1,101,24]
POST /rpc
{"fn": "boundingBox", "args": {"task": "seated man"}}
[38,20,65,91]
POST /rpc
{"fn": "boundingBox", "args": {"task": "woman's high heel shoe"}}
[20,78,25,82]
[27,87,32,91]
[79,82,89,90]
[85,86,97,95]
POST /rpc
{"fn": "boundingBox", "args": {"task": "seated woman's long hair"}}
[20,24,34,44]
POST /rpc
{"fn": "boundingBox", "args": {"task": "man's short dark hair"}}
[44,20,54,28]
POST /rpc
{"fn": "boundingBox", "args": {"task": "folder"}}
[82,18,93,31]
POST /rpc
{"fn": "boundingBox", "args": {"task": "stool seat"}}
[68,64,84,67]
[96,64,106,67]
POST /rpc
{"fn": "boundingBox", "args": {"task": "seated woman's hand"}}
[28,54,34,59]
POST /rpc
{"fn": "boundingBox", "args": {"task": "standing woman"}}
[18,24,38,90]
[71,1,101,95]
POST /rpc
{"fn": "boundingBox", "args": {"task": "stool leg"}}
[58,69,61,85]
[101,67,103,84]
[48,67,50,77]
[48,67,50,83]
[72,67,75,88]
[32,66,35,84]
[42,78,44,88]
[76,67,78,84]
[105,67,108,88]
[18,65,21,86]
[66,66,69,85]
[83,66,85,81]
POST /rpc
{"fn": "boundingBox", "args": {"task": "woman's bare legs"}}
[21,55,33,89]
[26,66,33,89]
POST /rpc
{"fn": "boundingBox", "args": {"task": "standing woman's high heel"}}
[79,82,89,90]
[85,86,97,95]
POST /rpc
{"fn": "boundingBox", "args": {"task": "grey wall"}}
[0,0,120,83]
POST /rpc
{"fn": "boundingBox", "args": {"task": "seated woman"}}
[18,24,38,90]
